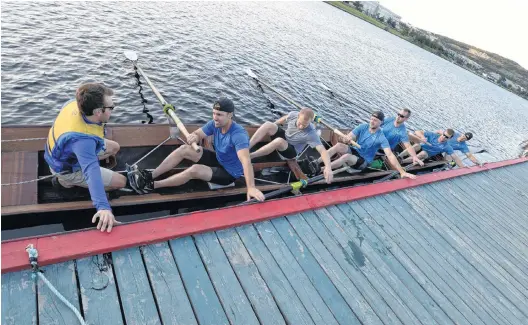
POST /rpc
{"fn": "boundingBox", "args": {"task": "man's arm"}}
[402,142,424,166]
[465,153,480,165]
[274,115,288,125]
[448,154,466,168]
[237,148,265,201]
[71,139,111,211]
[408,130,426,144]
[315,145,333,183]
[187,128,208,145]
[383,148,416,179]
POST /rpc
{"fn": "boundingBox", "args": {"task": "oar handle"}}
[165,109,201,152]
[317,120,361,148]
[135,64,200,152]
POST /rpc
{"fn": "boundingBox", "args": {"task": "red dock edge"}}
[3,157,527,273]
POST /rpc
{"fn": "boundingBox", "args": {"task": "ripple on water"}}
[1,2,527,159]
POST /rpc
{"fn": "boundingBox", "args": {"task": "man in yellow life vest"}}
[45,83,126,233]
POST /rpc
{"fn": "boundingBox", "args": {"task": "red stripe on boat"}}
[2,157,527,273]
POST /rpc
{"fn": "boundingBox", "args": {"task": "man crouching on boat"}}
[315,111,416,179]
[128,97,266,202]
[247,108,333,183]
[45,83,126,233]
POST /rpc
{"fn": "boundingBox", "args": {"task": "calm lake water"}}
[2,1,527,160]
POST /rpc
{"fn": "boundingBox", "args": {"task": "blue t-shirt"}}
[202,121,249,178]
[448,132,470,154]
[421,131,454,156]
[381,117,409,149]
[352,123,390,163]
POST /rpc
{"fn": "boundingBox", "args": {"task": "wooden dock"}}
[2,160,528,325]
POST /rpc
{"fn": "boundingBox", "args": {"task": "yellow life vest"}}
[47,100,105,152]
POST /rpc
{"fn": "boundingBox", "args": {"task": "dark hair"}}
[76,83,114,116]
[402,108,411,116]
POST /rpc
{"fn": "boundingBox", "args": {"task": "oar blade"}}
[245,68,258,80]
[319,82,331,92]
[124,50,138,61]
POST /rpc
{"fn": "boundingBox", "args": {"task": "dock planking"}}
[216,228,287,325]
[1,161,527,325]
[76,254,124,325]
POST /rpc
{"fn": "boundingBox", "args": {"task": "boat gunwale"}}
[2,156,526,274]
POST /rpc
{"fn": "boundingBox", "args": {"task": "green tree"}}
[352,1,363,11]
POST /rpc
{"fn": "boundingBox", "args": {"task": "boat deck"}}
[2,161,528,325]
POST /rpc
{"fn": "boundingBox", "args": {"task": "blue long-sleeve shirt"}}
[71,138,111,211]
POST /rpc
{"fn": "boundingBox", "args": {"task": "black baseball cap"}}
[213,97,235,113]
[464,132,473,140]
[371,111,385,122]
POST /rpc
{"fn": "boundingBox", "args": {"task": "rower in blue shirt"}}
[128,97,265,202]
[45,83,127,233]
[434,131,480,165]
[381,108,424,167]
[317,111,416,180]
[400,128,465,168]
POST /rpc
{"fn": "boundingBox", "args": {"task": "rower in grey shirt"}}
[248,107,334,184]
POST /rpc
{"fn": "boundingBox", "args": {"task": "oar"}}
[244,165,351,204]
[246,69,360,148]
[124,50,200,153]
[374,163,415,183]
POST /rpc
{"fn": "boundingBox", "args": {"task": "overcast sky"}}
[379,0,528,69]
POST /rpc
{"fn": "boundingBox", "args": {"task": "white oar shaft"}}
[134,64,200,152]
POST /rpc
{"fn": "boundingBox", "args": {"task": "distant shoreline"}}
[325,1,527,100]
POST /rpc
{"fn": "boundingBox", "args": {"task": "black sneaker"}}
[127,165,154,194]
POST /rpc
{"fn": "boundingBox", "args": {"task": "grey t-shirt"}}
[284,111,322,153]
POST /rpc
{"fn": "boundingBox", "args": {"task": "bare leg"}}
[329,153,358,169]
[399,143,421,159]
[250,138,289,159]
[155,164,213,189]
[249,122,279,149]
[152,144,203,179]
[317,143,348,164]
[402,151,428,164]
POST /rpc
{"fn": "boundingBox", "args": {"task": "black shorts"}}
[347,146,368,170]
[197,149,238,185]
[270,127,297,159]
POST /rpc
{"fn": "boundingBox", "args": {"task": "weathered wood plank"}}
[450,174,528,260]
[194,232,260,325]
[374,194,509,325]
[284,213,384,325]
[216,228,286,325]
[235,225,316,325]
[425,180,528,293]
[411,184,528,303]
[397,189,528,323]
[76,254,124,325]
[38,261,82,325]
[324,203,454,325]
[339,199,458,325]
[457,172,528,244]
[2,270,37,325]
[112,247,161,325]
[459,173,528,245]
[254,221,340,325]
[169,236,230,325]
[142,242,198,325]
[1,151,38,206]
[271,215,366,324]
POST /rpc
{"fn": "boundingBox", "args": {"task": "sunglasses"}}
[443,133,452,139]
[397,113,407,118]
[101,105,115,112]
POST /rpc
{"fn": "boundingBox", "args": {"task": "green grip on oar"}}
[313,113,322,123]
[290,179,308,191]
